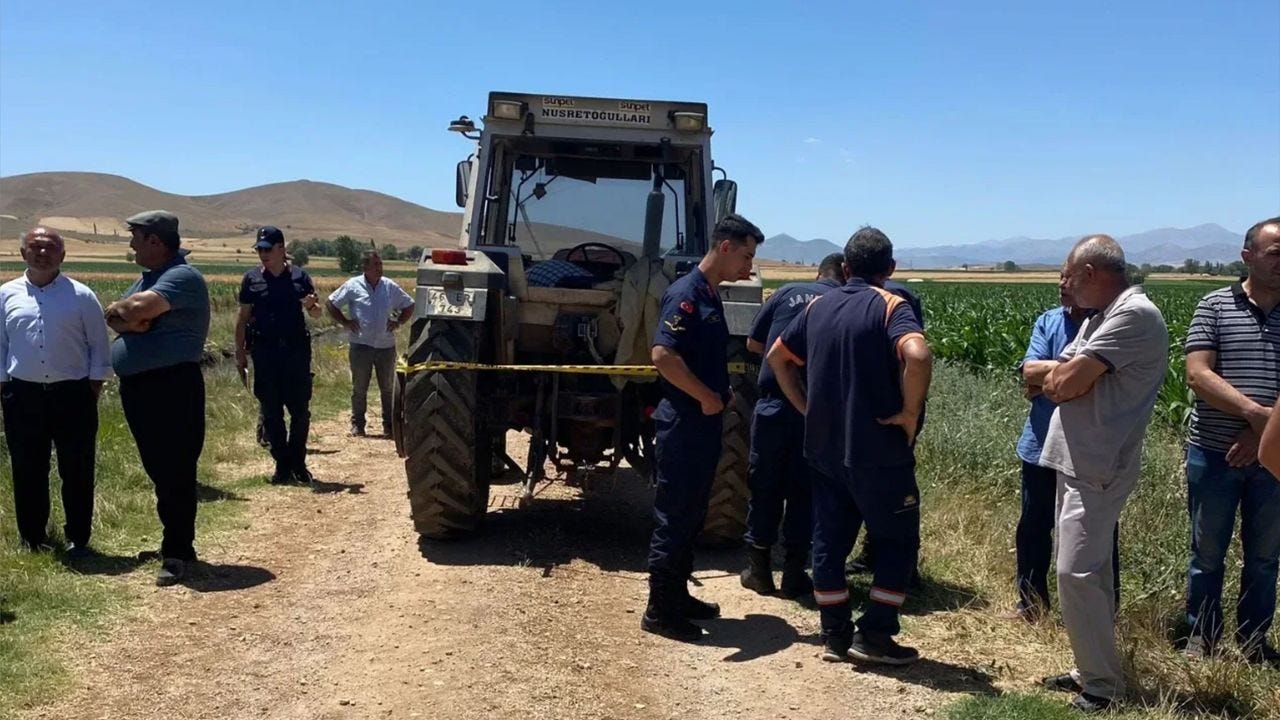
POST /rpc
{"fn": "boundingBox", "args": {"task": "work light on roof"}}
[670,111,706,132]
[447,116,479,139]
[491,100,527,121]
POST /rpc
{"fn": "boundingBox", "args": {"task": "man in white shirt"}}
[325,250,415,436]
[0,227,111,555]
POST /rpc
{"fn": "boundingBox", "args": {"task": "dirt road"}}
[22,420,1004,720]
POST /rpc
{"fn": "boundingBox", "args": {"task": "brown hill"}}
[0,171,462,247]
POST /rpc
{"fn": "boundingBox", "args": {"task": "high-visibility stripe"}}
[813,588,850,606]
[870,587,907,606]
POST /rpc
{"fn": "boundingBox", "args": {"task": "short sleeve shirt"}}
[327,275,415,349]
[1039,287,1168,481]
[1184,283,1280,452]
[651,266,730,410]
[748,278,840,401]
[774,278,926,473]
[239,264,315,347]
[110,256,211,377]
[1016,307,1087,464]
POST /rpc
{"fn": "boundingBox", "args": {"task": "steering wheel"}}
[564,242,627,266]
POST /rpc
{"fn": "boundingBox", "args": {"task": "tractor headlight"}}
[491,100,527,121]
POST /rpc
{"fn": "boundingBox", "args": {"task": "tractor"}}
[391,92,762,544]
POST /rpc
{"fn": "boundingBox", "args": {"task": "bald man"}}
[1038,235,1168,713]
[0,228,111,555]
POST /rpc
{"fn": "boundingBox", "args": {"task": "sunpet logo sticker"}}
[543,97,576,108]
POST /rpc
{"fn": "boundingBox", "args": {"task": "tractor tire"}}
[700,338,759,545]
[402,319,492,540]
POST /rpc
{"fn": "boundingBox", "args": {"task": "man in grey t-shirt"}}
[1036,235,1169,713]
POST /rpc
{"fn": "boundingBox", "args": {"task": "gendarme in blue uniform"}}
[742,277,840,561]
[774,277,926,642]
[647,266,729,601]
[239,263,316,480]
[240,264,315,349]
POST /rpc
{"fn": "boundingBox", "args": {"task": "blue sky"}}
[1,0,1276,247]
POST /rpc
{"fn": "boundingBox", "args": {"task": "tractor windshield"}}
[484,138,705,261]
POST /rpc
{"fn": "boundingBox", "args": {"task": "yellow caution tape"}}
[397,359,754,378]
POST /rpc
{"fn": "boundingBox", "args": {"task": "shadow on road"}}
[417,469,741,575]
[310,479,366,494]
[850,656,1000,697]
[197,482,247,503]
[58,550,147,577]
[181,563,276,593]
[700,613,817,662]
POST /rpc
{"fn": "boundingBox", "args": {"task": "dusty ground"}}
[21,420,1010,720]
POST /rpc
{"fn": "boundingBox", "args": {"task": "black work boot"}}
[641,583,702,642]
[779,550,813,599]
[269,460,292,485]
[847,630,920,666]
[683,586,721,620]
[739,544,777,595]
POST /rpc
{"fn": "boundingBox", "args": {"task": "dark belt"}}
[119,361,200,385]
[7,377,91,391]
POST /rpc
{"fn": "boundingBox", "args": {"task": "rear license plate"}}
[427,288,475,317]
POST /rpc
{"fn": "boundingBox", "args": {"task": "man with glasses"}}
[235,226,322,485]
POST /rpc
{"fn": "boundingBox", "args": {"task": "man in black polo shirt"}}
[235,226,323,485]
[1183,215,1280,666]
[768,226,932,665]
[739,252,845,597]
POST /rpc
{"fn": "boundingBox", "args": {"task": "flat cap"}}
[125,210,180,236]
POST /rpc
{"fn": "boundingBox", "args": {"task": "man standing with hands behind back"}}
[326,249,415,437]
[236,226,322,485]
[0,227,111,555]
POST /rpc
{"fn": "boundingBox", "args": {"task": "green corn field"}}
[909,280,1230,428]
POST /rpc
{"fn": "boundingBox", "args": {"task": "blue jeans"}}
[1185,444,1280,648]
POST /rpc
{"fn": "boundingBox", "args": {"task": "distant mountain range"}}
[0,171,461,247]
[762,224,1247,268]
[0,172,1251,267]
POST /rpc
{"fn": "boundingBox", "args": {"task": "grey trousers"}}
[349,343,396,432]
[1056,470,1138,700]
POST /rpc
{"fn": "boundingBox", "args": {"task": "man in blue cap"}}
[235,226,322,485]
[106,210,210,587]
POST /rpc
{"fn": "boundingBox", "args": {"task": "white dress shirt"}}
[327,275,415,349]
[0,272,112,383]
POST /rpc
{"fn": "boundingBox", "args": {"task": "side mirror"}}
[455,160,472,208]
[712,179,737,222]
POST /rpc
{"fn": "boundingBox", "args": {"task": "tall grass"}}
[916,364,1278,718]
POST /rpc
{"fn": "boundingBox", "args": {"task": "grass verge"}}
[0,338,354,717]
[916,363,1278,719]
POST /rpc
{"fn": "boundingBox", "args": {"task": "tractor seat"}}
[526,259,596,289]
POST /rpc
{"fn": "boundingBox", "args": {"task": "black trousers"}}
[1,378,98,547]
[252,344,312,474]
[120,362,205,561]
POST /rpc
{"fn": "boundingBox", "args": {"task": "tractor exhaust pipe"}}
[641,174,665,259]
